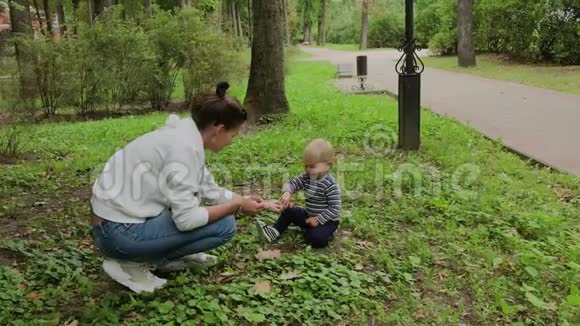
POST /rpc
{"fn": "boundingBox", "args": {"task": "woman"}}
[89,82,264,293]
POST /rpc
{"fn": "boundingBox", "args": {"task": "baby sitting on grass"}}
[258,139,341,248]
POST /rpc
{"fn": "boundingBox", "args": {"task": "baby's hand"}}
[262,199,283,213]
[280,192,292,208]
[306,217,320,227]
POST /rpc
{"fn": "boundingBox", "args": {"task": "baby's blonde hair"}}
[303,138,335,165]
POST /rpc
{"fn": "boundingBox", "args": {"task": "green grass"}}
[422,54,580,94]
[0,59,579,325]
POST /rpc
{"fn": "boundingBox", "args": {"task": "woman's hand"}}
[239,196,264,216]
[280,192,292,209]
[262,199,283,213]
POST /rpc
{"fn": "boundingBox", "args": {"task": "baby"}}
[258,139,341,248]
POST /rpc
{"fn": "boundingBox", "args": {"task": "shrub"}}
[368,15,404,49]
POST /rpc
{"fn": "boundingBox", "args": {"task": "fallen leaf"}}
[354,263,364,271]
[64,320,79,326]
[220,271,237,277]
[254,281,271,294]
[26,292,43,301]
[215,276,230,284]
[356,240,373,248]
[279,270,300,280]
[255,249,281,261]
[414,309,426,319]
[433,260,445,267]
[126,312,142,319]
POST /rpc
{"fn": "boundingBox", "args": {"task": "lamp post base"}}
[398,73,421,150]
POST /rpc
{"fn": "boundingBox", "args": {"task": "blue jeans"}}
[90,210,236,263]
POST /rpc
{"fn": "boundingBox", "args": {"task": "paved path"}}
[301,47,580,175]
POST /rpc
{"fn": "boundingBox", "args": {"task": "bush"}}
[3,5,247,119]
[415,0,442,48]
[145,10,183,110]
[14,36,74,117]
[327,10,360,45]
[417,0,580,64]
[0,125,24,158]
[368,15,404,49]
[425,0,457,55]
[178,8,244,108]
[88,9,155,112]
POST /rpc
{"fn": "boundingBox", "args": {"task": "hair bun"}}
[216,81,230,98]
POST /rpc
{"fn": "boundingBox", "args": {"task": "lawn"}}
[422,55,580,94]
[0,59,578,325]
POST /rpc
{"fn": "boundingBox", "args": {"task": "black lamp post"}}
[395,0,424,150]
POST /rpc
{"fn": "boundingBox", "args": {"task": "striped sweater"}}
[283,173,341,224]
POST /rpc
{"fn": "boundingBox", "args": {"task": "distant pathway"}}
[301,47,580,175]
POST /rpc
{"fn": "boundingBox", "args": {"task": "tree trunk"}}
[244,0,289,123]
[282,0,289,45]
[56,0,66,36]
[230,0,235,36]
[31,0,45,34]
[236,1,243,38]
[302,1,312,43]
[247,0,252,40]
[457,0,476,67]
[303,22,310,42]
[87,0,94,27]
[317,0,326,46]
[145,0,152,17]
[217,0,223,30]
[8,0,36,98]
[93,0,104,17]
[359,0,368,50]
[42,0,53,36]
[71,0,80,33]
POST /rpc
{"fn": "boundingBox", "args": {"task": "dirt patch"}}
[0,152,42,165]
[0,248,28,267]
[0,185,93,240]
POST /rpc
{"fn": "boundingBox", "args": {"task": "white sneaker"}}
[156,253,219,273]
[183,253,219,268]
[102,258,167,293]
[256,220,280,243]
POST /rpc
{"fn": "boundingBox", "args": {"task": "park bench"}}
[336,63,354,78]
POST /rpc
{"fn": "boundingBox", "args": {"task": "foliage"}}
[178,7,244,107]
[0,58,578,324]
[1,4,246,118]
[368,13,403,48]
[417,0,580,64]
[0,125,25,157]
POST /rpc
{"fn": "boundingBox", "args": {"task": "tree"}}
[7,0,35,97]
[316,0,325,45]
[359,0,369,49]
[42,0,53,36]
[56,0,66,35]
[244,0,289,123]
[282,0,289,45]
[457,0,475,66]
[299,0,313,42]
